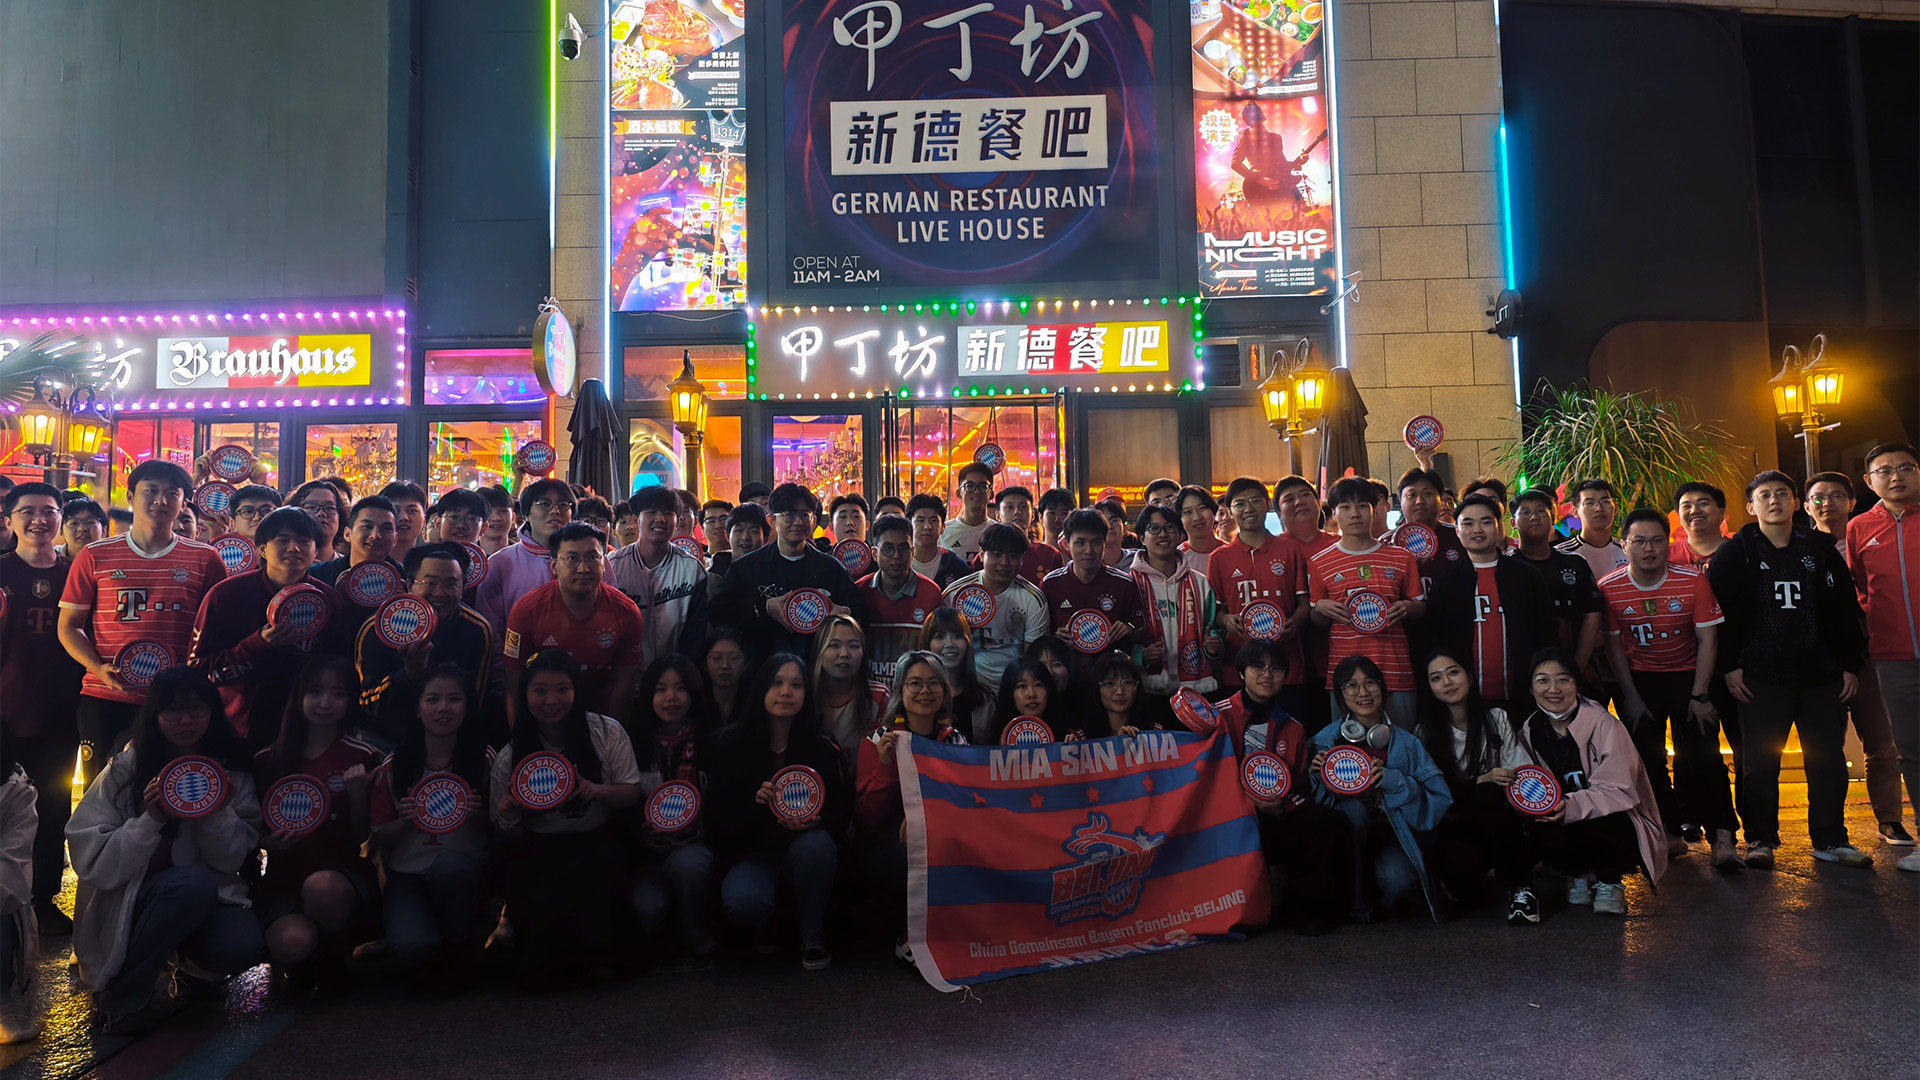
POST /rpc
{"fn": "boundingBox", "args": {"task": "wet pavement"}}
[1,787,1911,1080]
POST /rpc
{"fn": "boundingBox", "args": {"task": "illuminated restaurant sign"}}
[745,299,1202,399]
[0,307,408,410]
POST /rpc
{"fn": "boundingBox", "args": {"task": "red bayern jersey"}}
[859,571,946,683]
[1598,564,1723,673]
[59,534,229,704]
[1470,562,1510,701]
[1207,533,1309,686]
[504,581,645,711]
[1019,542,1066,586]
[254,734,385,880]
[1307,541,1427,691]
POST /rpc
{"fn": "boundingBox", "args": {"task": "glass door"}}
[887,396,1063,508]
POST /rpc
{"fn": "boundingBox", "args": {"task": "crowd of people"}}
[0,434,1913,1042]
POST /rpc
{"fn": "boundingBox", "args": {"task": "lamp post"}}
[1257,338,1328,478]
[1768,333,1845,479]
[668,349,710,500]
[16,376,113,490]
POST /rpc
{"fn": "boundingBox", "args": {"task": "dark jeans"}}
[384,851,485,968]
[1738,678,1850,849]
[631,841,716,955]
[503,828,630,972]
[1331,799,1420,918]
[1851,666,1905,825]
[1256,802,1354,925]
[0,918,16,999]
[102,865,263,1016]
[12,732,77,908]
[1433,783,1535,898]
[1532,812,1642,885]
[1878,660,1920,819]
[78,696,139,786]
[1627,670,1737,834]
[719,829,838,941]
[858,837,908,937]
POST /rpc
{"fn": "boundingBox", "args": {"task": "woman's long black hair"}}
[125,667,246,815]
[629,653,720,775]
[1415,647,1501,781]
[731,652,820,754]
[389,663,491,794]
[991,658,1066,742]
[259,655,358,783]
[509,650,605,784]
[917,607,986,726]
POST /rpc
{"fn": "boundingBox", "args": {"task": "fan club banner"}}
[898,729,1267,990]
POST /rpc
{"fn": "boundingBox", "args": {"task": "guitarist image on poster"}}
[1230,103,1326,216]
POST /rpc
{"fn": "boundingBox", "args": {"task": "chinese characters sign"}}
[1190,0,1339,297]
[771,0,1176,302]
[747,303,1194,397]
[610,0,748,311]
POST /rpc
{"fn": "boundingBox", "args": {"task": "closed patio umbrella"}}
[1316,366,1370,492]
[567,377,622,499]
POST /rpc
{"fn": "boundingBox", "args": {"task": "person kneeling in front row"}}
[1217,640,1354,935]
[1309,656,1453,924]
[1521,647,1669,916]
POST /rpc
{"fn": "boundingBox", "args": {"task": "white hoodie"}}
[1130,556,1221,696]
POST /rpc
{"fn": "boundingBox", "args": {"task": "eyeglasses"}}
[1867,463,1917,480]
[9,507,58,520]
[702,516,728,527]
[157,703,213,721]
[298,502,339,516]
[233,505,273,520]
[1140,523,1180,536]
[776,510,816,523]
[1807,496,1846,507]
[876,542,910,556]
[1624,537,1665,548]
[1099,678,1139,691]
[442,512,483,527]
[960,481,992,492]
[557,552,605,569]
[903,679,944,694]
[530,499,571,513]
[1532,674,1577,689]
[1341,678,1382,694]
[1228,498,1268,512]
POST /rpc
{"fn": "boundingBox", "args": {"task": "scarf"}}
[655,726,698,782]
[1133,563,1208,680]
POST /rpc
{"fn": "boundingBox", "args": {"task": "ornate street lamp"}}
[1769,333,1844,478]
[668,349,710,500]
[1258,338,1327,477]
[17,377,61,461]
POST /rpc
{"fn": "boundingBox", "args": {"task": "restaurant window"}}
[428,421,544,493]
[305,424,400,498]
[425,349,546,406]
[892,403,1060,512]
[203,421,282,490]
[624,345,747,401]
[1208,406,1288,493]
[629,416,742,500]
[106,418,196,510]
[1086,407,1178,507]
[773,414,863,502]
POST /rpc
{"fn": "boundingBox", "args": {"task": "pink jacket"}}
[1546,700,1669,885]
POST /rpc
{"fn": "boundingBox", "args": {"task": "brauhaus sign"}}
[160,333,372,389]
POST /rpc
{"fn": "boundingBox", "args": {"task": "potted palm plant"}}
[1494,383,1746,512]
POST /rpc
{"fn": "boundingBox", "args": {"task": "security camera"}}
[559,14,583,60]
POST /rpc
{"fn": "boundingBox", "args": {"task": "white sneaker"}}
[1592,882,1627,916]
[0,999,40,1044]
[1898,850,1920,873]
[1812,844,1873,868]
[1567,875,1593,906]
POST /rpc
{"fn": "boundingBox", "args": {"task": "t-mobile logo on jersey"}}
[1473,595,1494,623]
[1772,580,1802,609]
[115,588,149,621]
[1628,623,1655,646]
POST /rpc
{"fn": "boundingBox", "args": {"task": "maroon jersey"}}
[858,571,945,683]
[1041,565,1152,668]
[0,552,83,738]
[254,734,385,883]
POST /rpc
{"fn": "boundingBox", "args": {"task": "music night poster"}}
[772,0,1175,302]
[1190,0,1338,298]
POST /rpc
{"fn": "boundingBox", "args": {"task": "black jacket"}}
[705,719,852,857]
[1707,523,1864,684]
[710,543,867,662]
[1423,554,1556,704]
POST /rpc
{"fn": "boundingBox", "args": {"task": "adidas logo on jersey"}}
[541,635,560,646]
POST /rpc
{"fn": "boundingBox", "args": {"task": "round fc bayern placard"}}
[341,561,402,609]
[1403,414,1445,452]
[1346,590,1390,635]
[1397,522,1438,561]
[769,765,825,824]
[212,534,259,576]
[1066,610,1112,654]
[207,444,256,482]
[266,584,329,642]
[412,772,473,835]
[457,541,489,590]
[1242,752,1292,802]
[376,595,437,648]
[512,752,575,811]
[195,481,236,517]
[646,780,701,833]
[782,588,830,634]
[670,536,704,559]
[974,443,1006,474]
[1508,765,1563,817]
[518,440,558,476]
[262,774,330,838]
[159,755,230,820]
[1171,688,1221,733]
[833,538,872,578]
[1001,717,1053,746]
[952,583,996,628]
[116,640,173,689]
[1321,745,1376,795]
[1241,600,1285,642]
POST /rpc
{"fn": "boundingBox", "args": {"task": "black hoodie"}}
[1706,523,1864,685]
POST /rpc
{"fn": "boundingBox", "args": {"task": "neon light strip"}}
[1325,0,1349,369]
[548,0,558,287]
[1493,0,1522,408]
[601,0,614,386]
[1,308,408,411]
